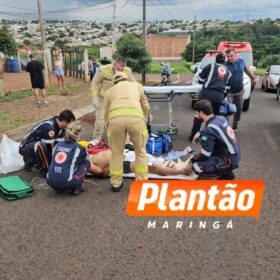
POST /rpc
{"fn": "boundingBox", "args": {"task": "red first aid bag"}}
[87,140,110,155]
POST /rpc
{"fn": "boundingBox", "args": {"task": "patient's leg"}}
[130,161,193,176]
[149,163,192,176]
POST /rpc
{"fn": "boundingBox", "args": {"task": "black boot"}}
[111,184,123,192]
[24,160,36,172]
[220,171,235,180]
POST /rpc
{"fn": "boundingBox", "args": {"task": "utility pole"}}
[192,14,196,64]
[112,0,117,52]
[142,0,146,84]
[37,0,49,86]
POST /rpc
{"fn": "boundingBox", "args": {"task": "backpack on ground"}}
[219,101,237,116]
[146,131,172,155]
[0,176,34,200]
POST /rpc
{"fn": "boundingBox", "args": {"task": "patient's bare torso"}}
[90,149,112,169]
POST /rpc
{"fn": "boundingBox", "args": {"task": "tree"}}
[99,31,107,37]
[147,25,158,34]
[104,23,112,31]
[23,39,31,45]
[114,33,152,73]
[0,26,17,55]
[258,55,280,68]
[181,21,280,63]
[54,39,70,51]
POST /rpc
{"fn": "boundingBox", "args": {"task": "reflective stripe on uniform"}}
[34,141,40,153]
[134,165,148,173]
[208,123,235,154]
[55,137,64,142]
[205,63,215,88]
[42,138,55,144]
[198,75,206,82]
[68,148,81,181]
[110,169,123,176]
[142,129,148,137]
[22,120,53,141]
[193,162,203,173]
[201,148,212,157]
[109,107,144,119]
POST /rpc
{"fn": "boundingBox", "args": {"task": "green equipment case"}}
[0,176,34,200]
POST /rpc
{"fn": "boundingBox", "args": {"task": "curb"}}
[0,105,93,141]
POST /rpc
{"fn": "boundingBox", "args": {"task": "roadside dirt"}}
[0,73,191,133]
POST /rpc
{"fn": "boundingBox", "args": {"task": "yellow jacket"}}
[104,81,150,124]
[91,64,135,97]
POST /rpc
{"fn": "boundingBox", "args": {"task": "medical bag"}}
[87,140,110,155]
[219,101,237,116]
[0,176,34,200]
[146,131,172,155]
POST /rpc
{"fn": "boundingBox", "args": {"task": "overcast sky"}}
[0,0,279,22]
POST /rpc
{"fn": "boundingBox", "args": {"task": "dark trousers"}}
[47,162,88,192]
[190,100,222,137]
[192,155,234,178]
[90,70,94,81]
[19,141,51,171]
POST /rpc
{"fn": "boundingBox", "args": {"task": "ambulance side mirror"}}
[191,64,197,73]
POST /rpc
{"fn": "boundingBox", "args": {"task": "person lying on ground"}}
[87,148,193,178]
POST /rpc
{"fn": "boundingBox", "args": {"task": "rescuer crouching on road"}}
[191,99,241,179]
[104,71,150,192]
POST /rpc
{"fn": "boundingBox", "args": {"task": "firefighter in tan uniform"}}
[104,72,150,192]
[91,56,135,142]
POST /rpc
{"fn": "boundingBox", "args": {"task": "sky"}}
[0,0,279,22]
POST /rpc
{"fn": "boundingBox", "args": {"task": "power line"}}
[0,3,36,12]
[117,0,137,17]
[42,1,113,14]
[0,1,113,16]
[0,11,38,20]
[156,0,176,20]
[116,0,130,9]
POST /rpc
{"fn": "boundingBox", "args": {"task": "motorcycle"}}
[161,63,172,86]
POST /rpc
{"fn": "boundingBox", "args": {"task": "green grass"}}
[255,68,266,76]
[0,89,33,103]
[0,110,26,132]
[150,61,192,74]
[0,80,90,104]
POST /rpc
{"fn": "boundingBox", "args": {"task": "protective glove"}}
[89,139,100,146]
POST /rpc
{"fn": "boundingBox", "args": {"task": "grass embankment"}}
[0,80,89,133]
[254,68,266,76]
[0,111,26,132]
[150,61,192,74]
[0,80,89,104]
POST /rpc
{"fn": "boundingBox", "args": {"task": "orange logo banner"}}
[126,180,265,219]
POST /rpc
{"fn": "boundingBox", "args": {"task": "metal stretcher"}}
[143,85,202,134]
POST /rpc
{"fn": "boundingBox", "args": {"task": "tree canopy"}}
[182,20,280,67]
[114,33,152,73]
[0,26,17,56]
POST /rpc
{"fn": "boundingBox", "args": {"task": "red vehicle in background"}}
[191,41,256,111]
[217,41,254,66]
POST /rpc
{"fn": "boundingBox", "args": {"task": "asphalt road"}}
[1,82,280,280]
